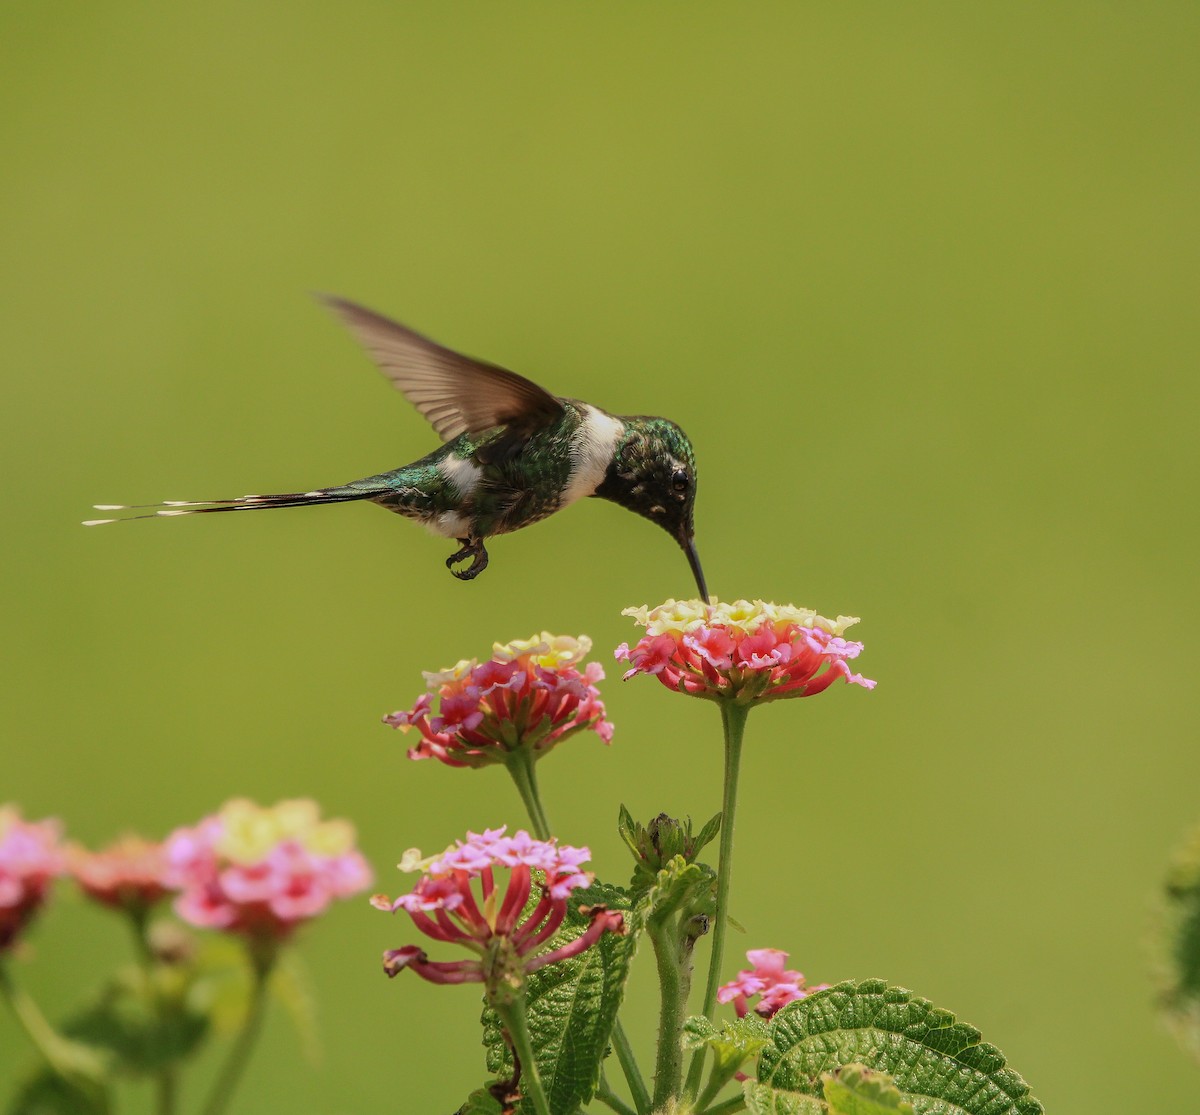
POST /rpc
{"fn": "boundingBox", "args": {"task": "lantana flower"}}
[164,799,372,944]
[384,633,612,769]
[616,599,876,703]
[0,806,65,951]
[69,836,174,914]
[717,948,829,1019]
[372,826,624,991]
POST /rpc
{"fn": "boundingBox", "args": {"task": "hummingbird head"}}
[594,417,708,602]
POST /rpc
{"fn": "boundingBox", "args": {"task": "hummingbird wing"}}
[317,295,564,444]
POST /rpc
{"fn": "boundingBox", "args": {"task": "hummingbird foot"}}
[446,537,489,581]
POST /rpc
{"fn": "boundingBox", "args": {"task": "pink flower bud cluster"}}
[717,948,829,1018]
[616,599,876,703]
[373,827,624,985]
[164,799,372,942]
[0,806,65,951]
[384,633,613,768]
[69,836,174,914]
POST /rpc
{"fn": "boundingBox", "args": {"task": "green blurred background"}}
[3,4,1197,1111]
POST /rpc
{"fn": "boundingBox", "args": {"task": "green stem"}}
[696,1070,731,1112]
[0,958,108,1108]
[156,1066,179,1115]
[685,699,749,1099]
[197,949,275,1115]
[0,959,73,1074]
[492,996,552,1115]
[505,748,553,840]
[127,910,178,1115]
[609,1018,651,1115]
[649,913,692,1110]
[700,1094,747,1115]
[596,1077,638,1115]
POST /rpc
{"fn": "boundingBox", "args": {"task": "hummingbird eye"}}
[671,468,690,494]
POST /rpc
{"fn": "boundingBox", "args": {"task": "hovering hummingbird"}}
[86,297,709,600]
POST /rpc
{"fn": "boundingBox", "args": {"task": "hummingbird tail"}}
[82,485,381,526]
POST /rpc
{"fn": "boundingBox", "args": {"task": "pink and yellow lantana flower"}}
[0,806,65,951]
[717,948,829,1019]
[384,633,613,768]
[164,799,372,944]
[616,599,876,704]
[69,836,174,914]
[372,826,624,988]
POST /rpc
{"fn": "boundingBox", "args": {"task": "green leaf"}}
[759,980,1043,1115]
[482,881,639,1115]
[744,1080,828,1115]
[271,952,321,1064]
[642,855,715,929]
[457,1087,504,1115]
[57,967,209,1076]
[823,1064,915,1115]
[6,1071,111,1115]
[183,937,254,1035]
[1159,822,1200,1060]
[683,1014,770,1093]
[618,806,722,898]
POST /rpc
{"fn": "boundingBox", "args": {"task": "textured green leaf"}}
[457,1087,504,1115]
[683,1014,770,1091]
[483,881,638,1115]
[1159,822,1200,1060]
[744,1081,828,1115]
[758,980,1043,1115]
[823,1064,914,1115]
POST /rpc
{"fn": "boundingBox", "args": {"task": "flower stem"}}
[685,699,749,1098]
[596,1076,638,1115]
[505,748,553,840]
[699,1093,748,1115]
[492,996,552,1115]
[610,1018,651,1115]
[0,959,108,1107]
[649,914,692,1110]
[126,910,178,1115]
[197,948,275,1115]
[0,959,73,1073]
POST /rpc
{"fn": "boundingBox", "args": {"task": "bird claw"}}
[446,538,489,581]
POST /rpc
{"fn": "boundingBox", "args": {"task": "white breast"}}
[561,406,624,507]
[438,455,482,496]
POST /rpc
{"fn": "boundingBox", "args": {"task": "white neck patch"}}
[562,406,624,506]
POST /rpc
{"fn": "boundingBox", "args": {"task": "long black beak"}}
[681,534,709,603]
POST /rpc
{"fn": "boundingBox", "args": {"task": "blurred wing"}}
[317,295,564,442]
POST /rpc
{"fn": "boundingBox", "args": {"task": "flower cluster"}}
[373,827,624,986]
[69,836,173,914]
[0,806,65,951]
[717,948,829,1018]
[164,799,372,942]
[384,633,613,768]
[616,599,875,703]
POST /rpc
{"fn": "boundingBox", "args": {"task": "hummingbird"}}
[86,296,709,601]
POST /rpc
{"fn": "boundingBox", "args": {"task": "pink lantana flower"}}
[717,948,830,1019]
[373,827,624,989]
[164,799,372,944]
[384,633,613,769]
[69,836,174,914]
[616,599,876,704]
[0,806,65,951]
